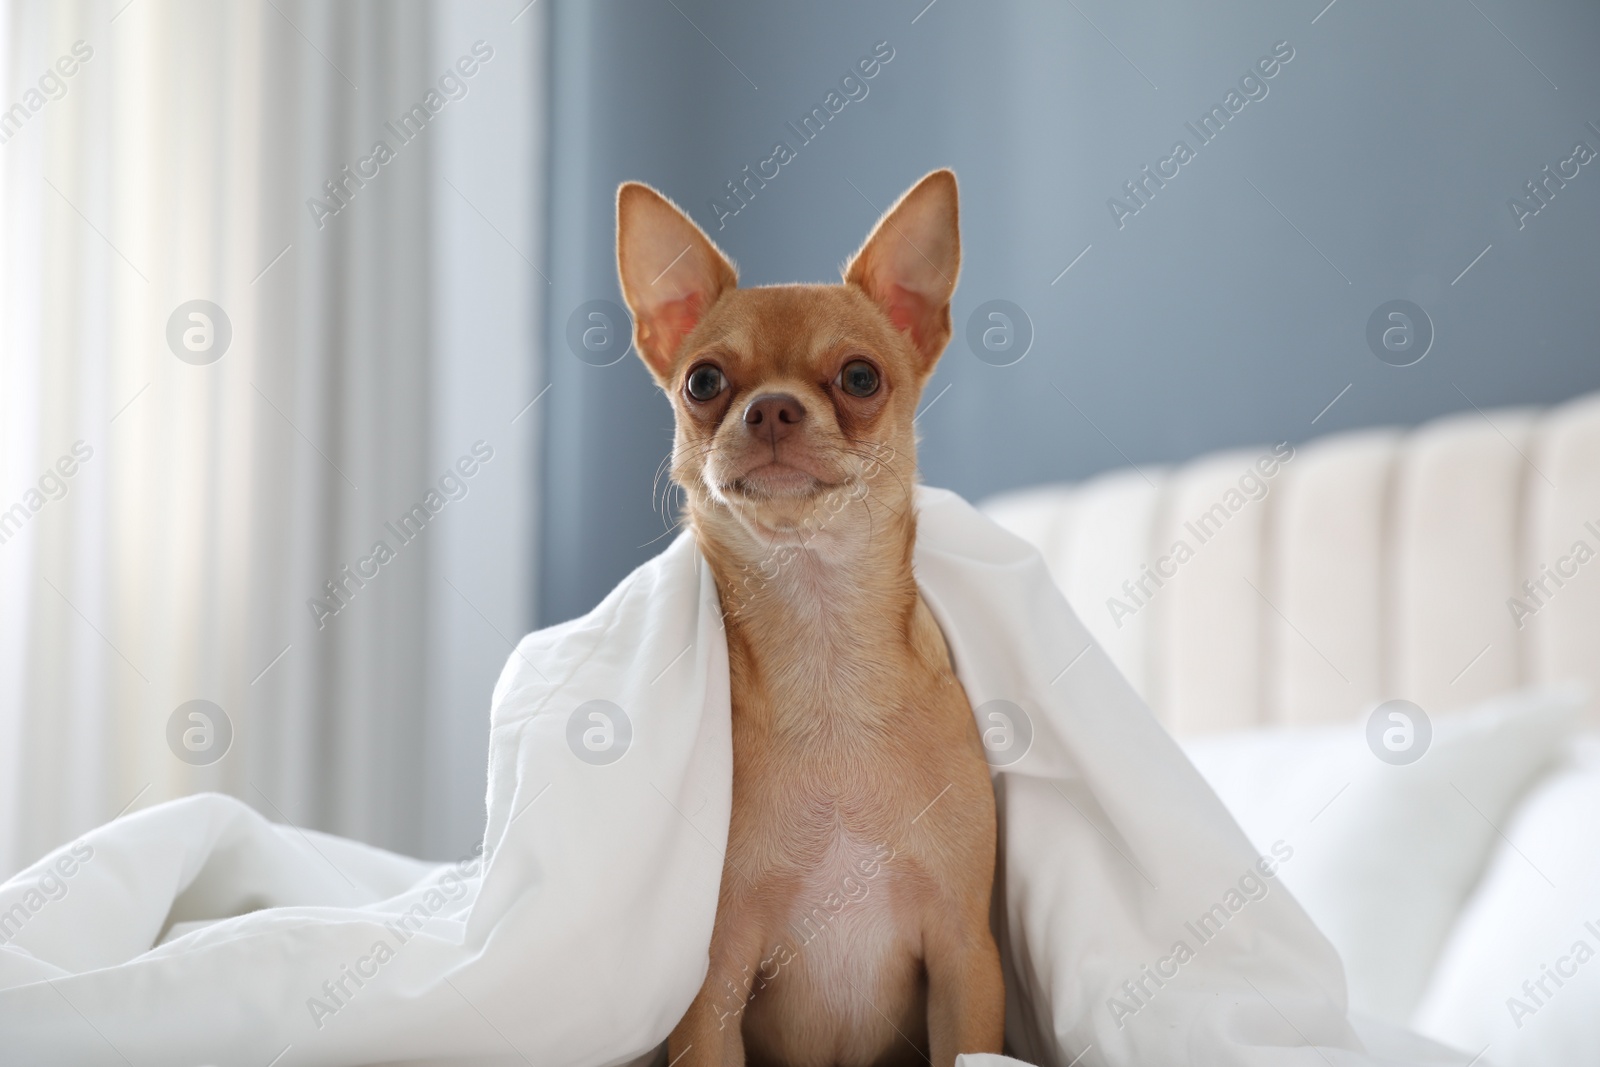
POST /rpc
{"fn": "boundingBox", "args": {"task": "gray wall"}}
[540,0,1600,626]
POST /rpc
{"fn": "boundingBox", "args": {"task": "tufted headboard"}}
[981,393,1600,736]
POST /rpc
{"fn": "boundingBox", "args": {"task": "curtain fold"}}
[0,0,542,876]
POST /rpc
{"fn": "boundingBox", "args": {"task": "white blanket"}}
[0,488,1467,1066]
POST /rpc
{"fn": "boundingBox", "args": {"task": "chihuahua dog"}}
[616,170,1003,1066]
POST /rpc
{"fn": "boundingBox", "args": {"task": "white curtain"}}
[0,0,544,876]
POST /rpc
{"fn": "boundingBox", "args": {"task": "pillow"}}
[1182,685,1585,1026]
[1411,733,1600,1067]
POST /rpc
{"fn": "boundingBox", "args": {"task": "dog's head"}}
[616,170,960,552]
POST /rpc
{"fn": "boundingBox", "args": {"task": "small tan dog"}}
[616,170,1004,1066]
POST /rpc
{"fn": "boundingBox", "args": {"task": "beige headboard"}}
[981,392,1600,736]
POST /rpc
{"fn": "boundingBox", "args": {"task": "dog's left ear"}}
[844,169,961,372]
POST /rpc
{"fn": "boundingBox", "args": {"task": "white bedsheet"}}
[0,488,1469,1066]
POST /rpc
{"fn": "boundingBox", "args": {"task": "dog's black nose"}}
[743,393,806,441]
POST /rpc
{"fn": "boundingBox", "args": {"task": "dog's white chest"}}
[781,827,897,945]
[743,824,924,1062]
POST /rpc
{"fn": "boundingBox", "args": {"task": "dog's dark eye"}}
[839,360,880,398]
[685,364,725,402]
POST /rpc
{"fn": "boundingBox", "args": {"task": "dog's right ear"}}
[616,183,738,383]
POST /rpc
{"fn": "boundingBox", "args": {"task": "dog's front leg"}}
[667,981,746,1067]
[668,904,768,1067]
[923,918,1006,1067]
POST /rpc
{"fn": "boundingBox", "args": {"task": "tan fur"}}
[616,171,1004,1067]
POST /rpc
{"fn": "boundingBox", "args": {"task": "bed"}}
[982,390,1600,1067]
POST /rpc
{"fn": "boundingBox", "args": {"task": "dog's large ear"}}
[844,169,960,372]
[617,182,738,382]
